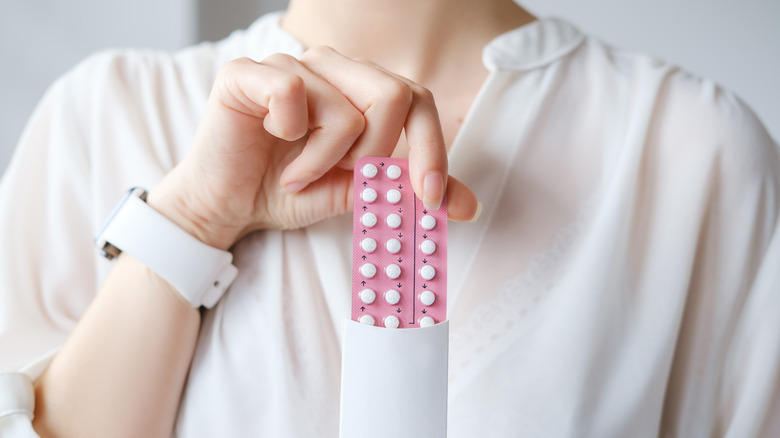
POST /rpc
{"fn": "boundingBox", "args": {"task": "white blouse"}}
[1,11,778,437]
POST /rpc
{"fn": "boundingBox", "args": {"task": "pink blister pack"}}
[352,157,447,329]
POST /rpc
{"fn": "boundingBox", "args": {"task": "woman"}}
[1,0,778,436]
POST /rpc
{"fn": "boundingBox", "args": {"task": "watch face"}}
[94,187,148,260]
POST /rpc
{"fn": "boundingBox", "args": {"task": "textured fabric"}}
[1,11,778,437]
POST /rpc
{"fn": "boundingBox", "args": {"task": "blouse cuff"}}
[0,372,39,436]
[0,349,58,437]
[0,372,34,420]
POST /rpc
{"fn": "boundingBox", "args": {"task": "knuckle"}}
[383,79,414,107]
[262,52,299,68]
[214,58,257,94]
[340,109,366,137]
[269,73,305,98]
[218,57,253,78]
[412,84,435,102]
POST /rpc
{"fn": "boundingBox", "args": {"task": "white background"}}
[1,0,777,176]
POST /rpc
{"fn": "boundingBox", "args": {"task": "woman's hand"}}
[150,47,479,250]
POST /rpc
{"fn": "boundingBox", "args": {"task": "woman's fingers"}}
[214,50,479,224]
[299,47,413,165]
[256,54,366,192]
[445,176,482,222]
[403,84,448,212]
[212,57,309,141]
[300,47,449,212]
[213,55,367,193]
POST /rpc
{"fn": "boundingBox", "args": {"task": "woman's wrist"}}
[147,181,244,251]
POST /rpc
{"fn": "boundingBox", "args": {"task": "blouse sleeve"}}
[0,46,204,435]
[0,56,106,367]
[716,131,780,436]
[658,77,780,436]
[726,216,780,435]
[0,55,114,435]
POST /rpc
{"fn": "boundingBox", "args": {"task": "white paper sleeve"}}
[339,319,449,438]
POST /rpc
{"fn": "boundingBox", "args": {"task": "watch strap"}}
[96,190,238,308]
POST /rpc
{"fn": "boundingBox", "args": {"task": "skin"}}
[32,0,535,436]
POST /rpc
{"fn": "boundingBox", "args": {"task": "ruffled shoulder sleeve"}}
[0,46,213,434]
[656,71,780,435]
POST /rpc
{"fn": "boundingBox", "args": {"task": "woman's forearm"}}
[32,254,200,438]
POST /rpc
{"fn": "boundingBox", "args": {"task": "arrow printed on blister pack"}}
[396,308,402,313]
[422,284,427,288]
[421,309,427,314]
[422,234,428,239]
[362,181,367,186]
[360,306,365,312]
[398,257,402,263]
[361,255,367,260]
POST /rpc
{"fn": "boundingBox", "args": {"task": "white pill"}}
[419,316,435,328]
[385,289,401,305]
[361,212,377,228]
[385,264,401,279]
[419,290,436,306]
[361,237,377,253]
[420,240,436,255]
[420,215,436,230]
[361,188,378,203]
[386,213,402,229]
[386,165,402,180]
[384,315,400,329]
[420,265,436,280]
[359,288,376,304]
[386,189,401,204]
[359,314,376,326]
[362,163,378,178]
[360,263,377,278]
[386,238,401,254]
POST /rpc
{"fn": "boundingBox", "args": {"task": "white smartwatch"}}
[95,187,238,308]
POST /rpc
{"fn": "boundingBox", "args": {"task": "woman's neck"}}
[281,0,535,84]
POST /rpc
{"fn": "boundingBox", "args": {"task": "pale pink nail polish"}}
[423,172,443,211]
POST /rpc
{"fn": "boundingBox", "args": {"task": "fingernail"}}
[283,181,307,194]
[422,172,443,211]
[468,201,483,223]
